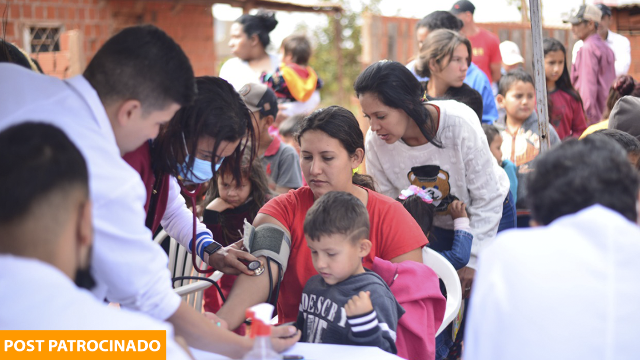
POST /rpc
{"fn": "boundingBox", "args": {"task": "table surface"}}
[190,342,404,360]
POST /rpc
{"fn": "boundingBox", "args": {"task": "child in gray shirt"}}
[296,191,404,353]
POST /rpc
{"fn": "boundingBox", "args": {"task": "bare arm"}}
[170,302,300,356]
[490,62,502,83]
[216,213,289,330]
[169,302,252,358]
[390,247,423,263]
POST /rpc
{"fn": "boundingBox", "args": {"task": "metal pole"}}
[334,11,344,106]
[529,0,550,152]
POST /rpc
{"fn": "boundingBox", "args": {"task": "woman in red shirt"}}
[217,106,428,329]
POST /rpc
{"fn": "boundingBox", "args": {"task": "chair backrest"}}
[154,230,221,312]
[422,247,462,336]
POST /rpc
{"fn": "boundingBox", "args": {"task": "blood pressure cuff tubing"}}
[242,221,291,274]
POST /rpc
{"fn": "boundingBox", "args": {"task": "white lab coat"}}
[0,255,191,359]
[465,205,640,359]
[0,64,180,320]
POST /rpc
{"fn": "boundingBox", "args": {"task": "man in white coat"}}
[464,135,640,359]
[0,123,191,359]
[0,25,299,357]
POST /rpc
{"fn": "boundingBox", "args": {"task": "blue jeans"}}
[498,190,517,233]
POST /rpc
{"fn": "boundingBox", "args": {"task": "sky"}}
[212,0,627,54]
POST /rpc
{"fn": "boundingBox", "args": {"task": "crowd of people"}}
[1,1,640,360]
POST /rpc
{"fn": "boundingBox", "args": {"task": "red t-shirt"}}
[467,28,501,83]
[260,186,429,324]
[548,89,587,139]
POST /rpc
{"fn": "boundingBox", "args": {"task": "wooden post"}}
[529,0,550,152]
[334,10,344,106]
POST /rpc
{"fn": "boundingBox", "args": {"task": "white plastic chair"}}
[154,230,223,312]
[422,247,462,336]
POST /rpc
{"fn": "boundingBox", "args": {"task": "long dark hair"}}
[236,10,278,49]
[543,38,582,104]
[205,150,271,244]
[603,75,639,120]
[152,76,256,184]
[296,106,376,191]
[354,61,441,148]
[397,195,437,244]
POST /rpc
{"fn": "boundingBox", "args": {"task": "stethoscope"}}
[178,170,261,275]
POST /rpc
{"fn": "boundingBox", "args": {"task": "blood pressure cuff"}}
[242,220,291,274]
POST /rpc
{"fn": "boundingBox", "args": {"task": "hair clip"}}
[399,185,433,204]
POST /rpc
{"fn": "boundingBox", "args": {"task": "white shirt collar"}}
[64,75,117,149]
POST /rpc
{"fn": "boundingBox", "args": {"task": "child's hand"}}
[206,198,234,212]
[450,200,468,220]
[345,291,373,317]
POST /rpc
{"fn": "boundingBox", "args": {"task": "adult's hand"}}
[458,266,476,299]
[271,325,301,352]
[208,243,261,276]
[203,312,229,330]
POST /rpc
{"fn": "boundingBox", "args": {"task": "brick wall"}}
[2,0,214,77]
[361,14,573,71]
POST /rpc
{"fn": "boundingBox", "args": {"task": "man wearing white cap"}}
[565,4,616,125]
[499,41,524,72]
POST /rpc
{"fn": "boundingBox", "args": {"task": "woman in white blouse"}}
[354,60,510,296]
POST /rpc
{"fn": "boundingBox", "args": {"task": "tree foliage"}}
[309,0,381,106]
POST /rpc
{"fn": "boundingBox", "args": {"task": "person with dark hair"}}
[239,83,302,194]
[496,69,560,225]
[216,106,428,330]
[0,39,39,71]
[465,136,640,360]
[123,76,259,273]
[355,60,510,301]
[415,28,483,122]
[278,113,304,152]
[588,129,640,168]
[0,123,191,359]
[407,11,498,124]
[262,34,323,113]
[543,37,587,139]
[581,76,640,138]
[202,151,272,318]
[397,187,471,360]
[296,191,404,354]
[220,10,280,90]
[482,123,518,206]
[451,0,502,84]
[564,4,616,125]
[0,25,299,356]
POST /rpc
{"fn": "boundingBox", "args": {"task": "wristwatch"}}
[203,241,223,257]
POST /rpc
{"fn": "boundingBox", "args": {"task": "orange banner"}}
[0,330,166,359]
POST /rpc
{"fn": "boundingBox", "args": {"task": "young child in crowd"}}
[278,113,303,155]
[496,69,560,227]
[239,83,303,194]
[297,191,403,354]
[262,34,323,106]
[482,124,518,205]
[202,152,272,317]
[397,186,472,270]
[543,38,587,139]
[396,186,471,360]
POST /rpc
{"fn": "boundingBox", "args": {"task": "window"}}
[29,26,61,53]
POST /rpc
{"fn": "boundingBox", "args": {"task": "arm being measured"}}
[216,213,291,330]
